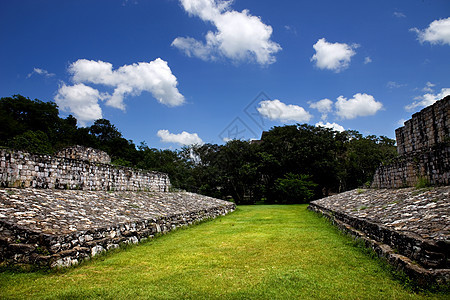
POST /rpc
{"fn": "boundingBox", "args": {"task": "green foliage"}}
[0,95,59,143]
[188,124,397,203]
[8,130,53,154]
[415,176,431,189]
[274,173,317,204]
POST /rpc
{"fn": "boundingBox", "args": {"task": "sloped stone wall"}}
[0,189,236,268]
[308,187,449,287]
[372,96,449,188]
[0,148,170,192]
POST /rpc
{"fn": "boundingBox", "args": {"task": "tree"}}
[0,95,60,146]
[8,130,53,154]
[274,173,317,204]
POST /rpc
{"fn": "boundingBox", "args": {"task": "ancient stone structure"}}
[309,97,449,287]
[0,147,170,192]
[309,187,449,287]
[0,146,235,268]
[0,189,235,268]
[55,145,111,164]
[396,97,449,155]
[372,96,449,188]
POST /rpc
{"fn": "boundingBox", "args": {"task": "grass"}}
[0,205,445,299]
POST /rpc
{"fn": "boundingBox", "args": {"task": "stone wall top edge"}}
[1,201,235,241]
[393,96,449,134]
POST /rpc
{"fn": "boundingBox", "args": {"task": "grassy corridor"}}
[0,205,443,299]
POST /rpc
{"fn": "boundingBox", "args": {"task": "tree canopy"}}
[0,95,398,204]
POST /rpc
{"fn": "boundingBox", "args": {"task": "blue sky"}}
[1,0,449,149]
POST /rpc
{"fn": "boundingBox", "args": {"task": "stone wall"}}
[0,148,170,192]
[396,96,449,155]
[55,145,111,164]
[372,96,450,188]
[0,189,236,268]
[372,144,450,188]
[308,187,449,287]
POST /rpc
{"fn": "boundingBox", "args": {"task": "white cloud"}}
[387,81,406,89]
[364,56,372,64]
[405,88,450,111]
[68,58,185,110]
[397,119,406,126]
[311,38,357,72]
[257,99,312,123]
[422,81,435,92]
[393,12,406,18]
[335,93,383,119]
[27,68,55,78]
[309,98,333,120]
[411,17,450,46]
[315,122,345,132]
[54,83,104,126]
[172,0,281,65]
[157,129,204,146]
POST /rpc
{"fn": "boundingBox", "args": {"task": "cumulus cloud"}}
[54,58,184,125]
[69,58,185,110]
[172,0,281,65]
[309,98,333,120]
[335,93,383,119]
[257,99,312,123]
[405,88,450,111]
[54,83,104,126]
[411,17,450,46]
[315,121,345,132]
[157,129,204,146]
[27,68,55,78]
[311,38,358,72]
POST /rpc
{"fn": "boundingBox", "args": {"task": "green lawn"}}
[0,205,444,299]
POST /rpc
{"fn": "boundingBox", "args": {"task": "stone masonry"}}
[372,96,450,188]
[309,187,449,287]
[0,188,235,268]
[0,147,170,192]
[0,146,236,268]
[310,98,449,287]
[55,145,111,164]
[396,96,449,155]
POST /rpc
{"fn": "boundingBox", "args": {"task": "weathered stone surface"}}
[396,96,449,155]
[372,145,450,188]
[372,96,449,189]
[55,145,111,164]
[0,148,170,192]
[0,188,235,268]
[309,187,449,286]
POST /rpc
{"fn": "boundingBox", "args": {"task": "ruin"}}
[310,96,449,287]
[0,146,235,268]
[0,146,170,192]
[372,96,449,188]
